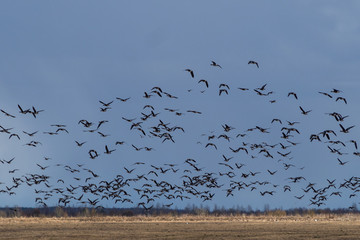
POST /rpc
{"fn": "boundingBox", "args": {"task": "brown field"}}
[0,215,360,239]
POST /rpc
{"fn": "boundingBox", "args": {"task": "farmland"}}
[1,215,360,239]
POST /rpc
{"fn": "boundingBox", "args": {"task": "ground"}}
[0,215,360,239]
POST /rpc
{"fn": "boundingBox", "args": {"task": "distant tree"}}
[350,203,358,212]
[122,210,134,217]
[247,205,253,214]
[263,204,270,212]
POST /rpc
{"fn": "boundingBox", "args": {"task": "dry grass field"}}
[1,215,360,239]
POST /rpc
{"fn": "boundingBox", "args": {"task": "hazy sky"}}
[1,1,360,210]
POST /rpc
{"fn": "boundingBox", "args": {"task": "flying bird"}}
[248,60,259,68]
[337,158,348,166]
[99,100,114,107]
[288,92,298,100]
[339,124,355,133]
[185,69,194,78]
[238,87,249,91]
[336,97,347,104]
[0,109,15,118]
[198,79,209,88]
[255,84,267,91]
[104,145,116,154]
[318,91,333,98]
[75,141,86,147]
[349,140,358,150]
[23,131,38,137]
[331,88,342,93]
[205,143,217,150]
[116,97,131,102]
[210,61,222,68]
[299,106,312,115]
[219,89,228,96]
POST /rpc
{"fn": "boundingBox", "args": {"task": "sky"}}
[1,1,360,210]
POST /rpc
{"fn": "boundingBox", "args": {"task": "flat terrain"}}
[0,215,360,239]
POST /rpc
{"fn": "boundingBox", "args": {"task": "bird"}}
[198,79,209,88]
[185,69,194,78]
[318,91,332,98]
[219,89,228,96]
[222,124,234,132]
[23,131,38,137]
[124,167,135,174]
[163,203,173,208]
[98,132,110,137]
[337,158,348,166]
[339,124,355,133]
[9,134,20,140]
[0,109,15,118]
[222,155,233,162]
[51,124,66,128]
[267,170,277,175]
[99,100,114,107]
[271,119,282,124]
[288,176,306,182]
[331,88,342,93]
[143,92,152,98]
[104,145,116,154]
[219,83,230,89]
[143,104,154,110]
[294,195,305,200]
[218,163,234,170]
[132,144,143,151]
[18,104,30,114]
[187,110,202,114]
[75,141,86,147]
[283,163,295,170]
[210,61,222,68]
[88,150,99,159]
[349,140,358,150]
[238,87,249,91]
[288,92,298,100]
[299,106,312,115]
[205,143,217,150]
[56,128,69,134]
[336,97,347,104]
[260,191,275,196]
[2,157,15,164]
[248,60,259,68]
[97,120,109,129]
[287,121,300,126]
[255,84,267,91]
[116,97,131,102]
[31,106,44,118]
[36,164,49,170]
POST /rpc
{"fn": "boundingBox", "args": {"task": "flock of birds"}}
[0,60,359,211]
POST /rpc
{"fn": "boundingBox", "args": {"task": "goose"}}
[248,60,259,68]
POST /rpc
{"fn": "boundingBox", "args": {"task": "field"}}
[1,215,360,239]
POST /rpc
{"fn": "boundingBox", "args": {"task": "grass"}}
[1,215,360,239]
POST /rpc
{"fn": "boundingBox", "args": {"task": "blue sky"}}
[1,1,360,210]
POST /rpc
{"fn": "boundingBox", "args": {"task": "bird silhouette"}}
[198,79,209,88]
[248,60,259,68]
[210,61,222,68]
[336,97,347,104]
[339,124,355,133]
[288,92,298,100]
[299,106,312,115]
[185,69,194,78]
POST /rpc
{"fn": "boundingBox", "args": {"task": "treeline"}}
[0,205,359,218]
